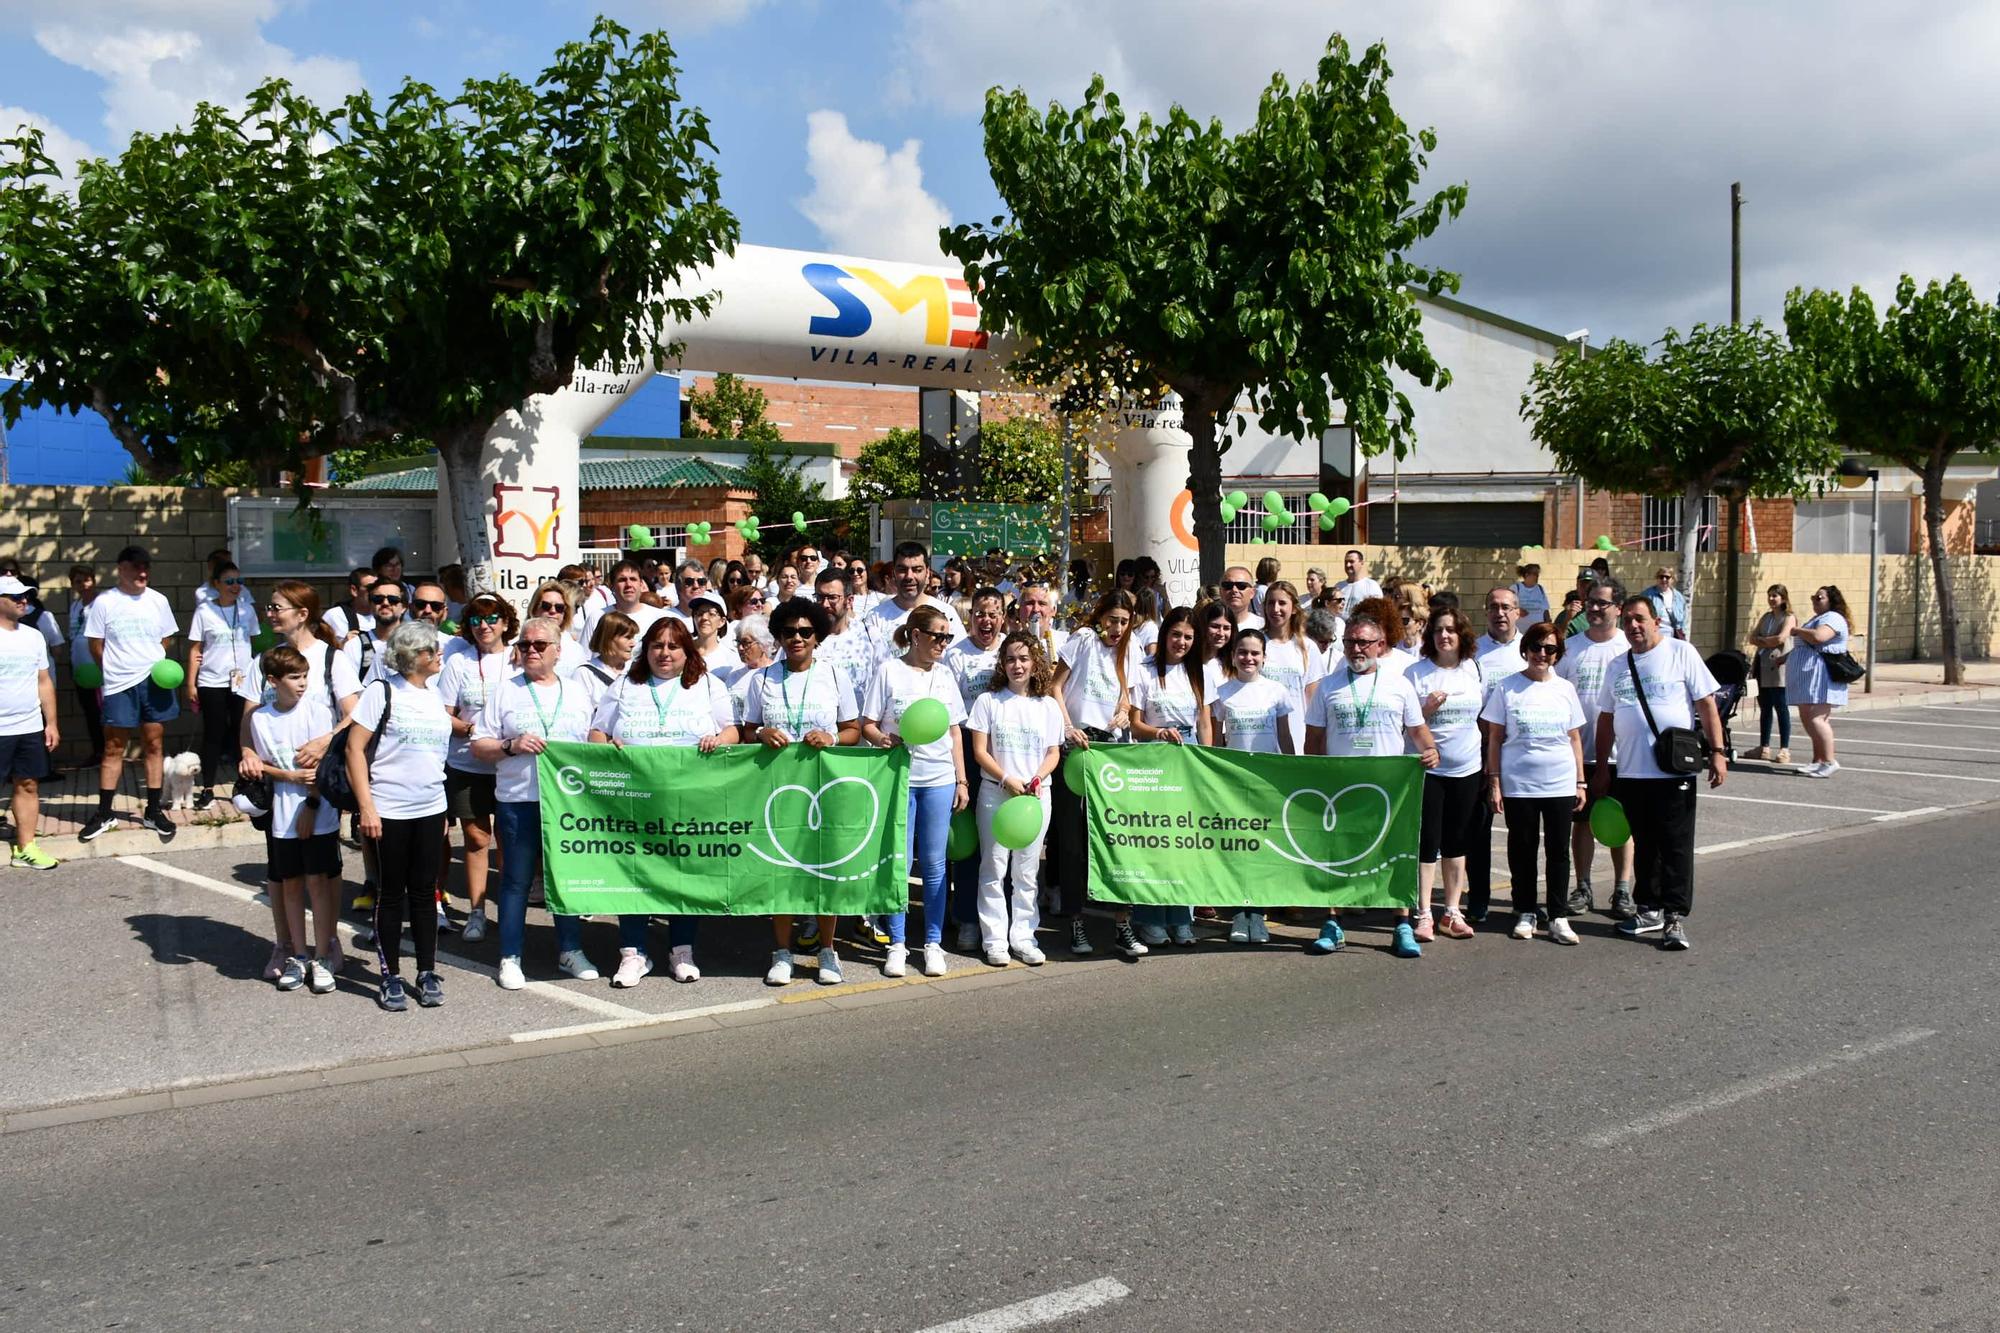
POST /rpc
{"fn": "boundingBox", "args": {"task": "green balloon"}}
[1308,492,1330,512]
[1326,497,1352,519]
[992,794,1045,850]
[900,697,950,746]
[1262,489,1284,513]
[1318,511,1336,532]
[1226,490,1248,510]
[150,659,186,690]
[1590,796,1631,848]
[441,619,459,635]
[687,523,710,546]
[1594,535,1617,551]
[792,510,808,535]
[1261,511,1284,532]
[1218,502,1238,524]
[626,523,657,550]
[947,809,978,861]
[1061,746,1097,790]
[73,661,103,689]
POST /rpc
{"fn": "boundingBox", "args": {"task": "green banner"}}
[1074,744,1422,909]
[537,742,909,916]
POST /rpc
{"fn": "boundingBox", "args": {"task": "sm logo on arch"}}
[802,264,989,350]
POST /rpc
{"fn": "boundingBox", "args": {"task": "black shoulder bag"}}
[317,678,392,813]
[1627,650,1706,775]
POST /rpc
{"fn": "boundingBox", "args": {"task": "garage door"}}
[1379,502,1545,547]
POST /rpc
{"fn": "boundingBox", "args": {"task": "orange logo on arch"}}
[1168,489,1199,551]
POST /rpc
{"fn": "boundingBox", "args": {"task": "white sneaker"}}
[765,949,794,986]
[459,909,488,943]
[1136,921,1170,946]
[667,944,700,982]
[1803,760,1839,778]
[307,958,335,994]
[816,947,844,985]
[558,949,600,981]
[1549,916,1580,946]
[1511,912,1537,940]
[955,922,980,952]
[1228,911,1251,944]
[882,943,908,978]
[983,948,1011,968]
[1246,913,1271,945]
[497,956,526,990]
[921,942,948,977]
[611,947,651,988]
[1012,942,1046,966]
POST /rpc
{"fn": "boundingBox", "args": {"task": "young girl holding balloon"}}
[965,632,1064,968]
[860,604,969,979]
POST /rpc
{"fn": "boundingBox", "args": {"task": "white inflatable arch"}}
[451,242,1200,607]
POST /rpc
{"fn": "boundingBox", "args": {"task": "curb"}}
[32,817,266,861]
[1840,683,2000,713]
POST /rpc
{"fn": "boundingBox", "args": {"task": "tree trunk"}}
[435,425,497,597]
[1677,479,1703,646]
[1921,449,1961,685]
[1178,387,1233,592]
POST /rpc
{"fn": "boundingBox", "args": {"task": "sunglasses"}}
[1587,598,1617,608]
[535,602,567,614]
[777,625,817,640]
[519,639,556,652]
[263,602,294,614]
[1524,642,1561,655]
[799,552,821,562]
[221,577,242,587]
[916,627,954,643]
[680,576,708,588]
[0,592,28,603]
[466,613,502,627]
[371,594,404,606]
[413,599,446,612]
[1220,581,1252,591]
[1343,637,1383,648]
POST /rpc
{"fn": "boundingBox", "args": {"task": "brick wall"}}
[1238,542,2000,661]
[682,377,1055,459]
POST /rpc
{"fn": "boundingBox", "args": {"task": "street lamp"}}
[1836,457,1880,691]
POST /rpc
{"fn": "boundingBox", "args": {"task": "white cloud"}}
[605,0,772,34]
[796,109,953,264]
[890,0,2000,342]
[0,0,363,144]
[0,106,97,184]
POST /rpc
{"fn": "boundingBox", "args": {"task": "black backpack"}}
[316,677,391,813]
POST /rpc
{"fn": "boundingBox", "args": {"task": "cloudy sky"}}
[6,0,1999,345]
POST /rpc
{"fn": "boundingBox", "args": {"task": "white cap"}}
[0,576,28,597]
[232,791,269,818]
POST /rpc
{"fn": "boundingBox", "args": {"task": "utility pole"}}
[1723,182,1745,650]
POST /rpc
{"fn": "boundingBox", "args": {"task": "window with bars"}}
[1641,495,1719,553]
[1223,491,1318,545]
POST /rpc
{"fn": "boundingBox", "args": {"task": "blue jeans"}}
[1133,905,1194,930]
[888,782,955,946]
[619,913,697,956]
[494,800,582,959]
[1759,684,1791,747]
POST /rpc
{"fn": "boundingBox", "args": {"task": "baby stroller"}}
[1704,649,1750,761]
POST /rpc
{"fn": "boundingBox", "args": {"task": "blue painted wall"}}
[588,373,680,439]
[0,383,134,484]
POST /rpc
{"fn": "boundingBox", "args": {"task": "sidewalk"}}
[1788,659,2000,713]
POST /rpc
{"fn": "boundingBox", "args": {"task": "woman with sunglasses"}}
[687,592,740,678]
[434,594,518,946]
[741,597,861,986]
[860,604,969,978]
[471,615,607,989]
[576,610,638,712]
[726,583,768,634]
[186,561,260,810]
[1479,623,1587,944]
[1786,585,1851,778]
[235,581,361,980]
[1407,607,1485,941]
[1048,588,1146,958]
[528,580,588,678]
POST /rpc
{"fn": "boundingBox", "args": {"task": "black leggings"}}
[73,684,104,760]
[374,812,445,977]
[1420,772,1483,863]
[196,686,243,788]
[1504,795,1573,917]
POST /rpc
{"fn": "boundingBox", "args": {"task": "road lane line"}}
[509,998,775,1042]
[123,854,646,1021]
[915,1277,1133,1333]
[1586,1028,1938,1149]
[1826,764,2000,784]
[1706,794,1896,815]
[1923,705,2000,715]
[1835,737,2000,754]
[1839,716,2000,731]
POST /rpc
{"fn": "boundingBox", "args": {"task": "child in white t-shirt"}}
[247,645,343,995]
[1206,628,1294,944]
[965,633,1064,966]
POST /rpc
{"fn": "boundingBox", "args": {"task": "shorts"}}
[0,731,51,782]
[267,830,342,881]
[102,679,180,729]
[444,766,497,820]
[1575,765,1618,821]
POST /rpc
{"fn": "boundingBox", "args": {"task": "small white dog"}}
[161,752,204,810]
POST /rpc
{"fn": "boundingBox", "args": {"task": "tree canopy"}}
[0,16,737,586]
[1786,276,2000,682]
[941,34,1466,585]
[683,373,784,444]
[1521,321,1836,623]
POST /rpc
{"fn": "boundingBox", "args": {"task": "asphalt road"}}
[5,801,1998,1331]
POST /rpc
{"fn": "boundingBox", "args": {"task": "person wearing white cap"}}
[80,545,180,843]
[0,576,61,869]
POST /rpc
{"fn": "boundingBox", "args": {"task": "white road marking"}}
[1835,737,1999,755]
[916,1278,1134,1333]
[1829,764,2000,785]
[123,854,646,1021]
[1586,1028,1938,1149]
[1695,830,1803,856]
[510,998,775,1042]
[1706,794,1897,815]
[1840,716,2000,731]
[1923,705,2000,715]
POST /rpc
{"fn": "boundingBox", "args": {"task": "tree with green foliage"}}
[845,415,1084,508]
[0,17,736,590]
[846,428,924,509]
[739,438,840,561]
[941,35,1466,587]
[683,372,784,444]
[1786,276,2000,683]
[1521,322,1836,635]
